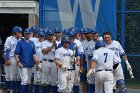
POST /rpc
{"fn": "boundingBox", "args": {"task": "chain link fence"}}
[117,0,140,92]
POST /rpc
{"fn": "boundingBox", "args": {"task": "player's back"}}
[93,47,118,71]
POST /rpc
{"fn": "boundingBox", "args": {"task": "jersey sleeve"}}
[118,42,125,56]
[4,37,11,51]
[91,50,99,62]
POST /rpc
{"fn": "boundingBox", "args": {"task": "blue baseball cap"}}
[24,28,32,34]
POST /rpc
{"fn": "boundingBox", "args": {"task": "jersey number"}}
[104,53,108,62]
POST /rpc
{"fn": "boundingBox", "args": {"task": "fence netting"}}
[117,0,140,92]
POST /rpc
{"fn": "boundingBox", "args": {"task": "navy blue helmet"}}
[24,28,32,34]
[91,28,98,34]
[46,29,54,35]
[83,28,91,34]
[95,41,106,49]
[54,27,62,33]
[62,29,68,35]
[61,36,70,43]
[31,26,38,32]
[38,30,45,37]
[67,30,75,37]
[12,26,22,33]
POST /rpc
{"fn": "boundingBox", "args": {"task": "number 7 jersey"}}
[91,47,120,71]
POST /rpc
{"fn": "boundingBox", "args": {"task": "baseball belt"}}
[43,59,53,62]
[96,69,112,72]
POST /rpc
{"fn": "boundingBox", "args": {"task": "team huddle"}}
[3,26,134,93]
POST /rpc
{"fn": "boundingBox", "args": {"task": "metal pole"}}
[121,0,125,48]
[121,0,125,70]
[39,0,43,28]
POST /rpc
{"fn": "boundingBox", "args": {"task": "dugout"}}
[0,1,39,87]
[0,1,39,43]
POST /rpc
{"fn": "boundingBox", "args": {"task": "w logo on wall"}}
[41,0,117,39]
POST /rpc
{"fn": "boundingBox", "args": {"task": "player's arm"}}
[122,54,134,78]
[4,38,11,66]
[54,58,63,67]
[33,54,39,70]
[42,42,56,54]
[5,49,11,66]
[87,60,96,79]
[119,43,132,70]
[54,49,63,67]
[119,43,133,75]
[14,54,23,68]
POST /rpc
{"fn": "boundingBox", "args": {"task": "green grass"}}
[126,82,140,89]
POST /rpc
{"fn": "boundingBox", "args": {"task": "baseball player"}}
[83,28,96,93]
[78,28,88,93]
[4,26,22,93]
[55,36,76,93]
[80,28,87,43]
[33,29,45,93]
[54,27,62,46]
[68,27,84,93]
[91,28,103,42]
[3,27,16,93]
[30,26,38,42]
[62,29,69,36]
[41,29,58,93]
[103,31,134,93]
[87,41,120,93]
[14,28,39,93]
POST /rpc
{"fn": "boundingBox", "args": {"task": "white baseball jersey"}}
[41,40,55,60]
[55,47,73,68]
[92,47,119,71]
[55,47,74,92]
[84,40,96,62]
[105,40,125,62]
[30,37,38,43]
[56,39,61,46]
[73,39,84,54]
[91,47,120,93]
[34,38,43,61]
[4,36,21,81]
[106,40,125,81]
[4,36,14,51]
[6,36,20,57]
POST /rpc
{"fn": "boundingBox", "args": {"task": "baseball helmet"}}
[54,27,61,33]
[31,26,38,32]
[91,28,98,34]
[24,28,32,34]
[61,35,70,43]
[38,30,45,37]
[83,28,91,34]
[67,30,75,37]
[68,27,80,34]
[80,28,84,34]
[12,26,22,33]
[46,29,54,35]
[95,41,106,49]
[62,29,68,35]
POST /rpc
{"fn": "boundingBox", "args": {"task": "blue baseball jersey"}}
[14,38,36,67]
